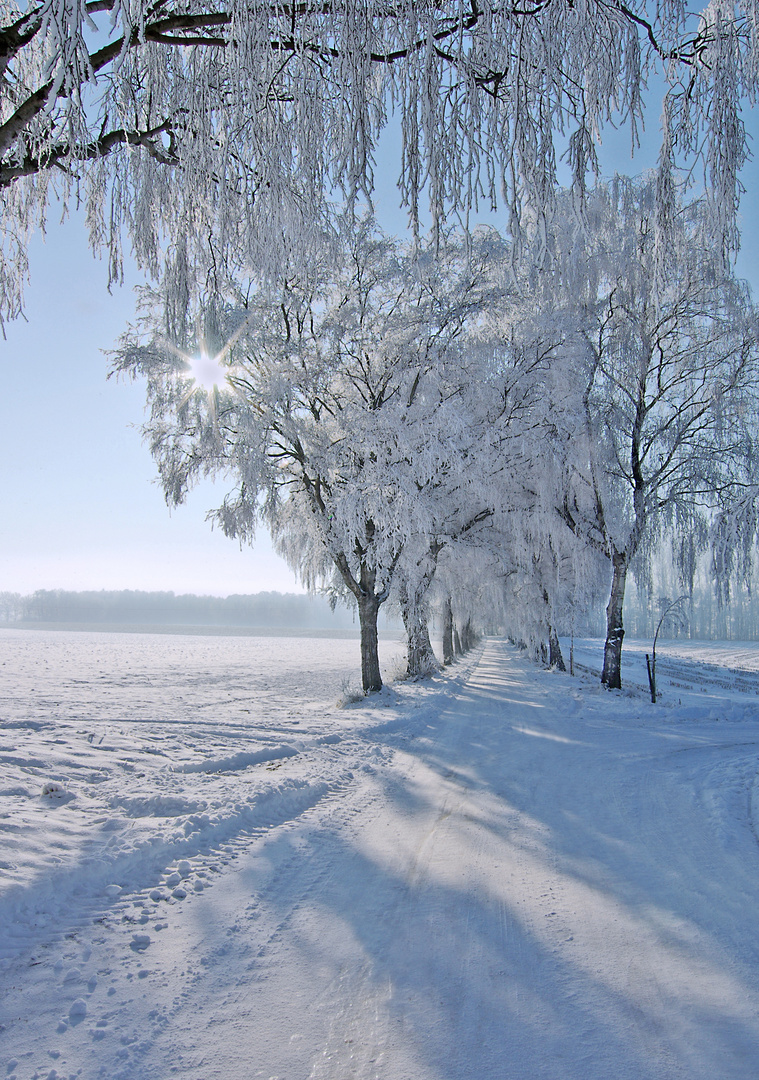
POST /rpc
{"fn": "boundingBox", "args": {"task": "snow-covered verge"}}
[566,636,759,719]
[2,629,759,1079]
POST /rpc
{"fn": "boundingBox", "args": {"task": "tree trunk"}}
[601,552,628,689]
[541,590,564,670]
[399,581,439,679]
[453,627,462,656]
[442,596,454,665]
[330,527,393,695]
[404,611,438,679]
[548,625,566,671]
[357,592,382,693]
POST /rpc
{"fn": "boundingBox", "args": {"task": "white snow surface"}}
[2,629,759,1079]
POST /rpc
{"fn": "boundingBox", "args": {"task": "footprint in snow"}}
[130,933,151,952]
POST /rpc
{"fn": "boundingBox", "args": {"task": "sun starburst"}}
[160,311,255,406]
[187,349,227,392]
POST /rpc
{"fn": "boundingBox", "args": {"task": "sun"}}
[186,349,228,392]
[161,312,255,399]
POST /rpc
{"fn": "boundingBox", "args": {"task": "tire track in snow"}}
[0,769,357,961]
[113,751,404,1080]
[0,766,386,1080]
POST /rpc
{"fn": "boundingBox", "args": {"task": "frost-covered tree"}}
[432,546,498,653]
[443,308,598,668]
[115,222,505,692]
[394,543,442,679]
[391,294,560,677]
[540,179,759,688]
[3,0,758,324]
[394,493,505,678]
[710,477,759,606]
[474,469,607,669]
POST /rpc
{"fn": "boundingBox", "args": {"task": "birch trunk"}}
[357,592,382,694]
[399,589,438,678]
[333,541,386,695]
[403,610,438,678]
[601,552,628,689]
[548,626,566,671]
[442,597,454,666]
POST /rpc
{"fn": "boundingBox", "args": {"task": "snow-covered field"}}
[568,636,759,713]
[2,629,759,1079]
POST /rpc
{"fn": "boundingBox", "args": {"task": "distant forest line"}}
[1,586,756,643]
[0,589,391,630]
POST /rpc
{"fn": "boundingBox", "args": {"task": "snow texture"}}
[2,628,759,1079]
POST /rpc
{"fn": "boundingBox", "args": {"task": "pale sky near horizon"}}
[2,101,759,598]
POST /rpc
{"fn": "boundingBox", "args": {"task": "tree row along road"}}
[5,639,759,1079]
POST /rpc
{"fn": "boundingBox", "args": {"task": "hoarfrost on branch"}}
[2,0,759,322]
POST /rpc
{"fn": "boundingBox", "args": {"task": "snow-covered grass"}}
[566,636,759,716]
[2,629,759,1079]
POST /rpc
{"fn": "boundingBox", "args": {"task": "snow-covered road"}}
[3,633,759,1079]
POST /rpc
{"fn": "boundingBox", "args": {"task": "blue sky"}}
[0,222,305,596]
[1,101,758,597]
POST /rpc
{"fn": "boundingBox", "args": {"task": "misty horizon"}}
[0,588,392,631]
